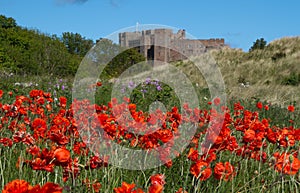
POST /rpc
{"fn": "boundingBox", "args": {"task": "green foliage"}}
[94,38,121,63]
[249,38,267,52]
[281,72,300,86]
[61,32,94,57]
[0,15,16,29]
[130,80,180,112]
[95,80,114,105]
[103,48,146,78]
[0,47,14,72]
[81,38,146,79]
[0,15,85,76]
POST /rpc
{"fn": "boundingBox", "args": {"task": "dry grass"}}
[175,36,300,106]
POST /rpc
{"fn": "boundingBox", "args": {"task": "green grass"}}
[1,74,300,192]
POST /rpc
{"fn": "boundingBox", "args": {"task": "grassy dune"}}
[176,36,300,106]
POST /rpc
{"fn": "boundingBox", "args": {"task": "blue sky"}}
[0,0,299,51]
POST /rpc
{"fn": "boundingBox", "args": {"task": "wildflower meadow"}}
[0,75,300,193]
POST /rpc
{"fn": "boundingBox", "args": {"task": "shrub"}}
[281,72,300,86]
[249,38,267,52]
[271,52,286,61]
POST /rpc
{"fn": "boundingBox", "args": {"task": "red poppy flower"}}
[288,105,295,112]
[266,128,276,143]
[30,158,55,172]
[147,174,165,193]
[128,103,136,112]
[0,137,13,147]
[133,189,145,193]
[256,102,263,110]
[59,96,67,108]
[92,182,102,193]
[114,182,136,193]
[36,97,45,105]
[243,129,255,143]
[39,182,63,193]
[97,82,102,87]
[214,162,236,181]
[164,160,172,168]
[31,118,47,130]
[176,188,188,193]
[190,160,212,180]
[2,179,31,193]
[213,97,221,106]
[187,148,199,162]
[148,184,163,193]
[73,141,89,156]
[150,174,165,186]
[87,156,105,169]
[156,129,173,143]
[274,152,300,175]
[29,90,43,98]
[53,148,70,164]
[27,145,41,156]
[2,179,63,193]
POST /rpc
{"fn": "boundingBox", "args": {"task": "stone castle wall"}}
[119,28,226,62]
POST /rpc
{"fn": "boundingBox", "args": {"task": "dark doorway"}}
[147,45,154,60]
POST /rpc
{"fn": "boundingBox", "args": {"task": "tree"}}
[0,15,17,29]
[249,38,267,52]
[61,32,94,57]
[93,38,121,63]
[84,38,146,79]
[0,15,82,75]
[104,47,146,78]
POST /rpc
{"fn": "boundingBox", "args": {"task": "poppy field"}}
[1,77,300,193]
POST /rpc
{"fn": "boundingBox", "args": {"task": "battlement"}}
[198,38,225,46]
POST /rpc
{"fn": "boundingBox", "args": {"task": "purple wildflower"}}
[145,78,151,84]
[121,87,126,93]
[128,81,135,88]
[156,85,162,91]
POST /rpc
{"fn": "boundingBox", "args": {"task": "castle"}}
[119,28,225,62]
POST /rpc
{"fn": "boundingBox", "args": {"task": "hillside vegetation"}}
[0,15,93,76]
[176,37,300,106]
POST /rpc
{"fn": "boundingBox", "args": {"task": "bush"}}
[249,38,267,52]
[271,52,286,61]
[281,73,300,86]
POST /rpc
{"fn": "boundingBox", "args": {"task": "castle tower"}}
[119,29,226,63]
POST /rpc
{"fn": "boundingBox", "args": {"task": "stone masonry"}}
[119,28,225,62]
